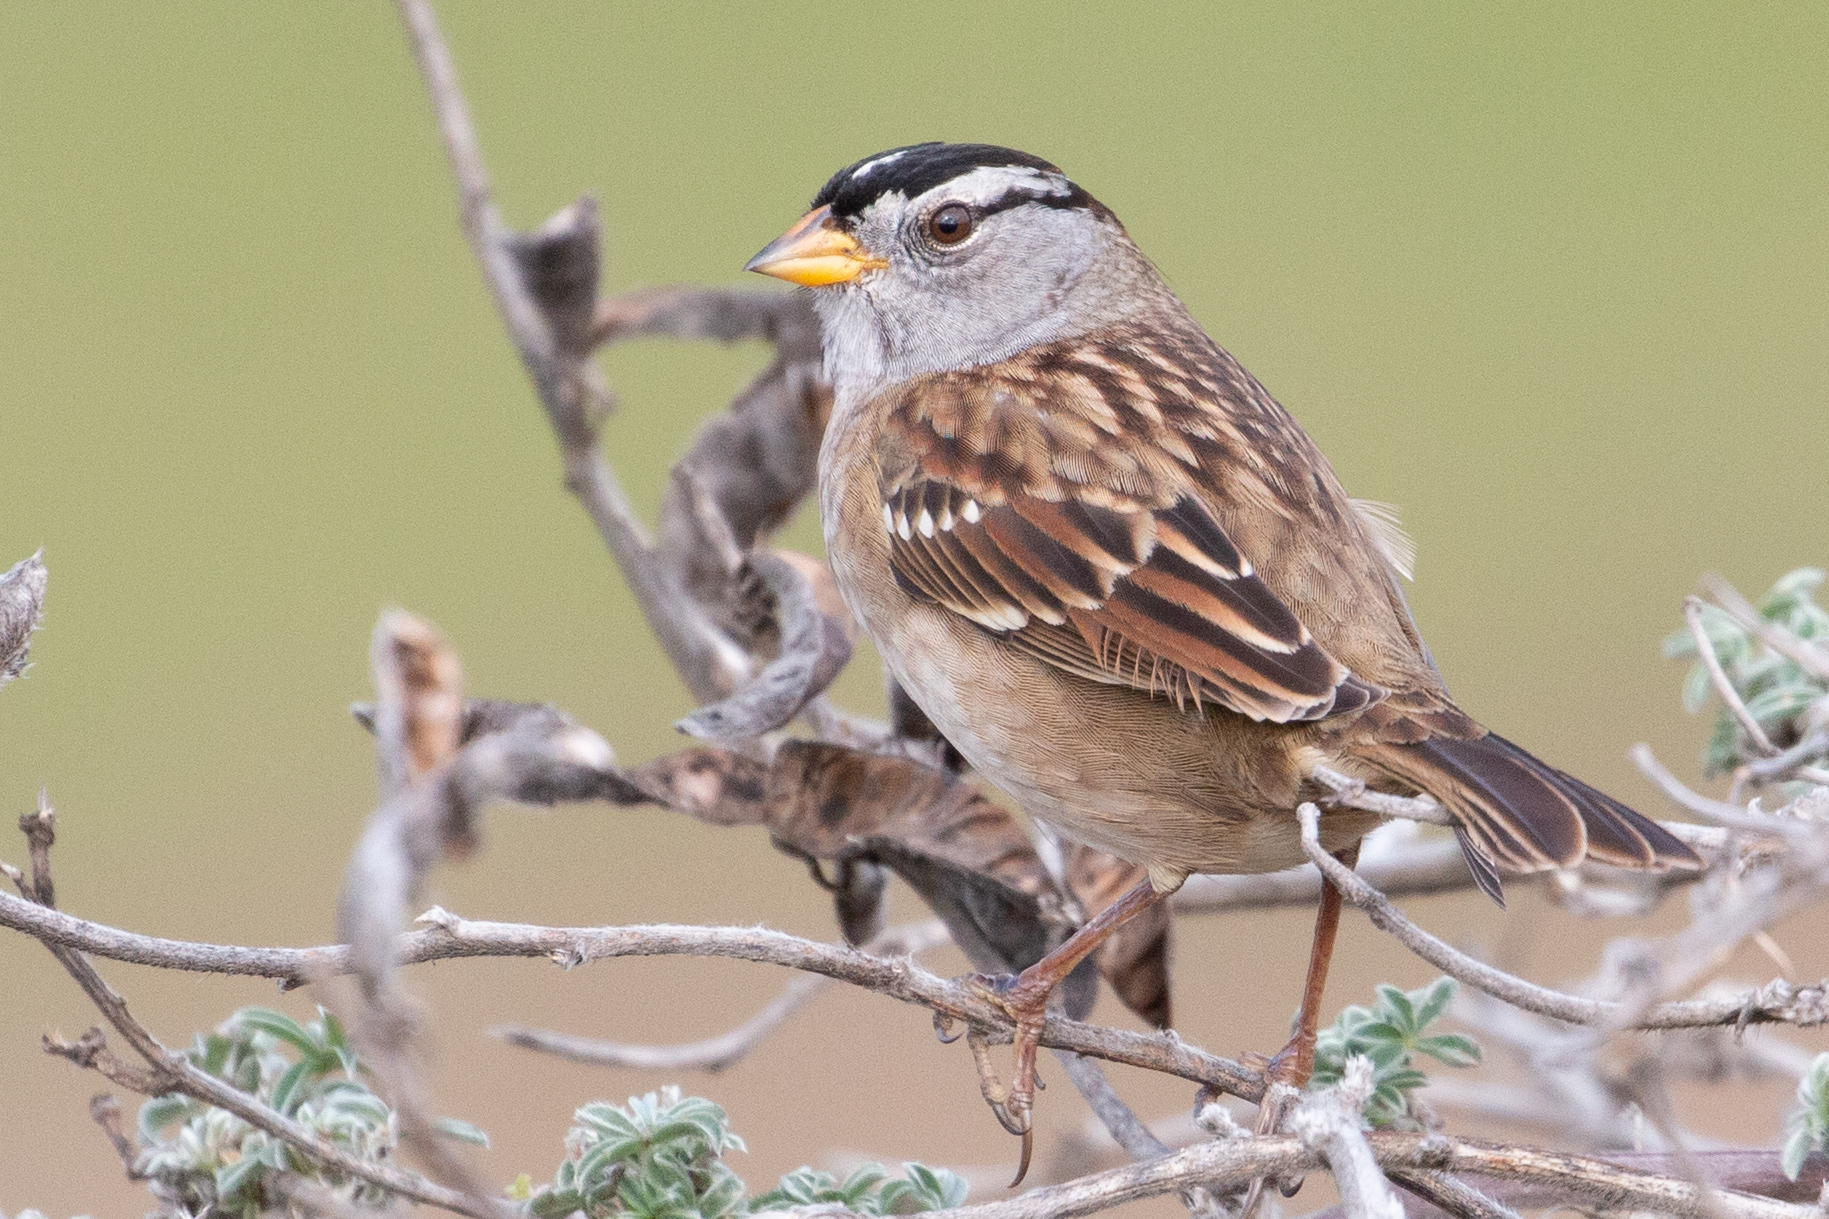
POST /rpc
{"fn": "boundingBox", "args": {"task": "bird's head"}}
[745,142,1163,398]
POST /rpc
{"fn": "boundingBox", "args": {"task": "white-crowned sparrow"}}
[746,142,1698,1166]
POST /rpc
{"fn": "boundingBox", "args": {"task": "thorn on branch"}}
[19,787,56,908]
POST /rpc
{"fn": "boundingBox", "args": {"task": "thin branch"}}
[42,1028,488,1218]
[0,890,1267,1098]
[393,0,749,703]
[1050,1051,1171,1162]
[1631,743,1792,831]
[1385,1170,1523,1219]
[1686,597,1778,756]
[1744,731,1829,783]
[1702,573,1829,683]
[496,970,829,1073]
[1312,1150,1829,1219]
[19,870,488,1216]
[1312,763,1452,825]
[494,919,949,1072]
[1173,837,1472,913]
[1292,804,1829,1030]
[910,1133,1819,1219]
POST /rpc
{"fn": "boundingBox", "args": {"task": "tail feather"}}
[1452,826,1508,907]
[1360,731,1703,904]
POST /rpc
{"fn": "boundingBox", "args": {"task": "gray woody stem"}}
[907,1134,1818,1219]
[0,888,1266,1099]
[394,0,747,703]
[8,821,491,1216]
[1292,804,1829,1029]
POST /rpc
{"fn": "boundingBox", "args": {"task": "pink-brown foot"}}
[963,970,1059,1186]
[1251,1035,1317,1133]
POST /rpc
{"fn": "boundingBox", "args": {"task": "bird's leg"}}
[1226,841,1364,1219]
[1252,839,1362,1134]
[965,877,1169,1181]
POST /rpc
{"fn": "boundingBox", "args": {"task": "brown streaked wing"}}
[877,446,1370,723]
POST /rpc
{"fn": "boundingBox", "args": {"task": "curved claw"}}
[933,1011,963,1044]
[1007,1127,1034,1189]
[988,1096,1031,1137]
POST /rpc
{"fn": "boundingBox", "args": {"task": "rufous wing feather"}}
[873,347,1383,724]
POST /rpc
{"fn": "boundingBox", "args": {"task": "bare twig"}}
[1631,743,1793,831]
[1687,597,1779,756]
[1051,1051,1172,1162]
[496,971,830,1073]
[1174,835,1472,913]
[1384,1170,1523,1219]
[494,919,948,1071]
[1287,1058,1404,1219]
[0,888,1265,1099]
[1744,732,1829,783]
[1312,763,1452,825]
[909,1133,1818,1219]
[1702,573,1829,683]
[1311,1149,1829,1219]
[1293,804,1829,1029]
[13,801,492,1217]
[43,1027,488,1216]
[25,911,486,1214]
[393,0,749,703]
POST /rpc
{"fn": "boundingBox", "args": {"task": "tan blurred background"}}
[2,1,1826,1213]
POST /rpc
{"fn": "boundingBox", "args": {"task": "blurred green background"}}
[2,2,1825,1213]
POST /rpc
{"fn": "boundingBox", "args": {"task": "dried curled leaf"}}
[0,551,47,689]
[677,553,854,743]
[342,617,627,990]
[624,742,1108,1017]
[640,290,827,648]
[370,610,465,792]
[507,198,601,361]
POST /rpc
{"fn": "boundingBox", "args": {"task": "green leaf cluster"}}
[1310,977,1481,1126]
[1664,568,1829,775]
[530,1087,749,1219]
[749,1162,969,1215]
[1782,1052,1829,1179]
[524,1086,967,1219]
[134,1006,482,1219]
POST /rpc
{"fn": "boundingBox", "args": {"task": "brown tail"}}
[1359,731,1702,906]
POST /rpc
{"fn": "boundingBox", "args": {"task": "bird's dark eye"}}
[926,204,974,245]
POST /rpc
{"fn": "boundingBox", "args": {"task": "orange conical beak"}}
[744,204,887,286]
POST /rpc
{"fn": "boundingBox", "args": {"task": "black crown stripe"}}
[813,142,1082,219]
